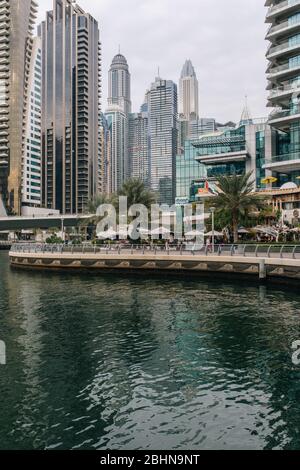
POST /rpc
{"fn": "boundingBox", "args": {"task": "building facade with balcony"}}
[105,105,127,194]
[129,110,149,187]
[0,0,38,215]
[39,0,101,215]
[265,0,300,185]
[21,36,42,209]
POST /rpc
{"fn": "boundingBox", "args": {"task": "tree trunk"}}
[232,214,239,243]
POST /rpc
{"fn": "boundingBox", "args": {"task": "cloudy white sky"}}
[37,0,268,123]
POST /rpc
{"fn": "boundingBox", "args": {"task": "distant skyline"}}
[37,0,268,123]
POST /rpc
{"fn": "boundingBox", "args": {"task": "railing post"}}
[267,246,272,258]
[218,245,221,256]
[293,246,297,259]
[255,245,259,258]
[259,259,267,281]
[280,245,284,259]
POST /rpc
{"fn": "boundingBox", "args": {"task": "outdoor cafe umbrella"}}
[185,230,205,237]
[205,230,223,237]
[136,227,150,238]
[261,176,278,186]
[97,228,117,239]
[151,227,171,236]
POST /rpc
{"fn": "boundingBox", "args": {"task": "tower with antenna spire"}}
[108,51,131,115]
[105,51,132,192]
[240,96,253,126]
[179,59,199,121]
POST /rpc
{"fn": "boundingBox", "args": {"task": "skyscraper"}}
[105,105,127,193]
[105,53,131,191]
[108,53,131,115]
[179,59,199,121]
[178,60,201,155]
[148,77,178,205]
[39,0,101,214]
[22,36,42,208]
[0,0,38,214]
[99,112,111,194]
[129,107,149,186]
[265,1,300,186]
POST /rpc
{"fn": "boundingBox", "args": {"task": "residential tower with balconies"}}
[0,0,38,214]
[265,0,300,182]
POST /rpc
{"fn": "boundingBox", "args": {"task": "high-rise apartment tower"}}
[39,0,101,214]
[0,0,38,214]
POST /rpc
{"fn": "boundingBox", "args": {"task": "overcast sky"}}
[37,0,268,123]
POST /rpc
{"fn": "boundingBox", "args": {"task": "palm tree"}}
[117,178,157,210]
[212,172,267,243]
[82,194,112,227]
[85,194,112,215]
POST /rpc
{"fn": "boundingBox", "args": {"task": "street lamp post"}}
[61,218,65,243]
[210,207,215,253]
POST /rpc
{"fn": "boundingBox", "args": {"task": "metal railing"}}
[267,40,300,57]
[269,82,300,99]
[9,243,300,260]
[268,105,300,121]
[267,0,300,18]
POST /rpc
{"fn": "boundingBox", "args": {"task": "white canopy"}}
[97,229,117,239]
[151,227,171,236]
[205,231,223,237]
[185,230,205,237]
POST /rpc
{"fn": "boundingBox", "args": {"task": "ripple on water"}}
[1,252,300,450]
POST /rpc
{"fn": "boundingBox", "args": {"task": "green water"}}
[1,252,300,450]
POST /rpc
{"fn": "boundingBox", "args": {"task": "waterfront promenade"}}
[9,244,300,281]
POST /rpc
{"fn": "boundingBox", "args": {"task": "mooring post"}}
[259,259,266,281]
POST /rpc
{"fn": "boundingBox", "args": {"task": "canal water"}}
[1,252,300,450]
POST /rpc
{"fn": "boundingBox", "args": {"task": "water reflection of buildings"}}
[2,263,300,448]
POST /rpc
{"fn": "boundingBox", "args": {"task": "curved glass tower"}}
[265,0,300,182]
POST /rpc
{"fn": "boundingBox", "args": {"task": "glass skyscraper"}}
[0,0,38,215]
[105,106,127,194]
[148,77,178,205]
[105,53,131,192]
[129,109,149,187]
[108,53,131,116]
[39,0,101,214]
[179,60,199,121]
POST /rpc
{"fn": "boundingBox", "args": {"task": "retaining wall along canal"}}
[8,247,300,281]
